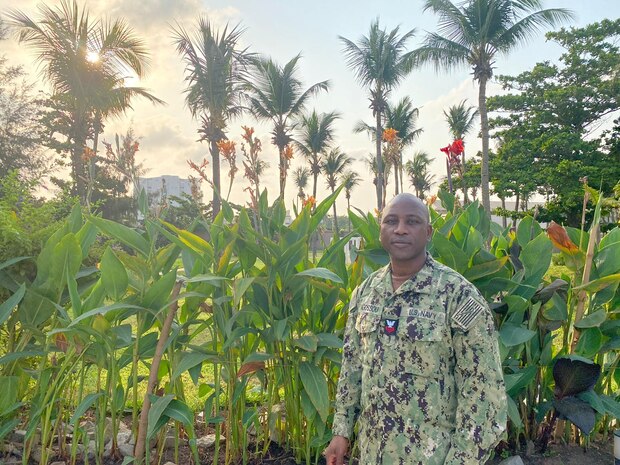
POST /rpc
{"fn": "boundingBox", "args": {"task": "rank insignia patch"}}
[384,318,399,335]
[452,296,486,331]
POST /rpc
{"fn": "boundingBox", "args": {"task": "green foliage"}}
[489,19,620,226]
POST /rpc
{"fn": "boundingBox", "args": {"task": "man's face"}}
[379,197,432,264]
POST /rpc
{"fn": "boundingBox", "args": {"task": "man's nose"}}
[394,220,407,233]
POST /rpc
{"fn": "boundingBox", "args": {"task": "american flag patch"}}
[452,297,487,331]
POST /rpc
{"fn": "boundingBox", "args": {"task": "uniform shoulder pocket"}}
[355,311,380,334]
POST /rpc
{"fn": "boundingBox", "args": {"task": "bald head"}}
[383,193,430,224]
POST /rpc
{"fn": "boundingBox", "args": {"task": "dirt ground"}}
[1,437,615,465]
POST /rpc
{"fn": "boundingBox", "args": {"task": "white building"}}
[137,175,193,207]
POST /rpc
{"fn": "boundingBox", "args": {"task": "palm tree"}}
[341,19,416,210]
[415,0,573,213]
[444,100,478,203]
[343,170,362,232]
[172,17,251,218]
[245,55,329,200]
[405,151,435,199]
[292,166,310,208]
[295,110,340,201]
[10,0,162,202]
[322,148,353,236]
[384,97,423,194]
[355,97,423,196]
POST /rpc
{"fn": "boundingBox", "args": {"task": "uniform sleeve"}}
[331,283,364,438]
[443,285,507,465]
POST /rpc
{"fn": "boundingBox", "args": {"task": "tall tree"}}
[341,19,416,210]
[10,0,162,202]
[385,97,423,193]
[343,170,362,232]
[414,0,573,213]
[295,110,340,201]
[405,151,435,199]
[172,18,251,219]
[245,55,329,200]
[444,100,478,203]
[322,148,353,235]
[292,166,310,207]
[488,19,620,225]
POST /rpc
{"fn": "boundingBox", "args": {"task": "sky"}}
[2,0,619,215]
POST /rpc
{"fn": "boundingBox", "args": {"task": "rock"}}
[118,442,135,457]
[196,434,225,449]
[30,445,52,464]
[498,456,525,465]
[525,440,535,456]
[117,430,134,445]
[163,462,177,465]
[163,434,185,449]
[50,461,67,465]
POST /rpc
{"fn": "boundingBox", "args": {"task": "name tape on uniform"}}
[452,296,486,331]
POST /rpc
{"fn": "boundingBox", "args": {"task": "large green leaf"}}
[299,361,329,422]
[504,366,538,396]
[464,256,509,282]
[142,270,177,311]
[574,310,607,329]
[147,394,174,439]
[506,396,523,428]
[50,233,82,291]
[70,392,105,426]
[100,247,128,300]
[431,233,468,274]
[553,357,600,398]
[574,274,620,293]
[310,185,344,232]
[0,283,25,326]
[0,377,18,416]
[520,233,552,281]
[170,352,212,382]
[516,216,542,247]
[296,268,343,283]
[89,216,149,257]
[293,334,319,353]
[574,328,604,357]
[499,324,536,347]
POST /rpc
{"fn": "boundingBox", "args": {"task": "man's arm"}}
[443,287,507,465]
[325,284,365,461]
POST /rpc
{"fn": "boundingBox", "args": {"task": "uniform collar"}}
[378,253,437,295]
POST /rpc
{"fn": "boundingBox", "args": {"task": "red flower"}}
[451,139,464,155]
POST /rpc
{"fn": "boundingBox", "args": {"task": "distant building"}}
[137,175,193,208]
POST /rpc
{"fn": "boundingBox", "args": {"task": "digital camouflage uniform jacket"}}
[332,254,507,465]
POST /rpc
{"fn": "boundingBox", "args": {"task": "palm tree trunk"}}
[278,146,286,200]
[312,171,319,201]
[210,139,221,219]
[332,192,339,239]
[501,196,507,228]
[347,197,351,233]
[394,164,399,196]
[514,192,520,227]
[446,159,453,194]
[86,113,102,211]
[375,111,384,210]
[462,150,469,204]
[478,77,491,214]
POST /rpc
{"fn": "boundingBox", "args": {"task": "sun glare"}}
[86,51,100,63]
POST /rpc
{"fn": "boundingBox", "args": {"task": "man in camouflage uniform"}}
[324,193,506,465]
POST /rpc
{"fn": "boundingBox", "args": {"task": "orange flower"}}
[547,221,579,254]
[283,144,294,160]
[303,196,316,208]
[216,139,236,157]
[82,146,96,162]
[426,195,437,206]
[382,128,398,142]
[241,126,255,143]
[132,141,140,153]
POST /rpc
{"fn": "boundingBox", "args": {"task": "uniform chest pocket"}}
[398,317,447,377]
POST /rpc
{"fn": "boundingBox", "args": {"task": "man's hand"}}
[324,435,349,465]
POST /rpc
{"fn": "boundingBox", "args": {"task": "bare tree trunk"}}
[211,140,221,219]
[134,281,182,463]
[501,197,507,228]
[478,77,491,214]
[462,150,469,204]
[375,110,384,210]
